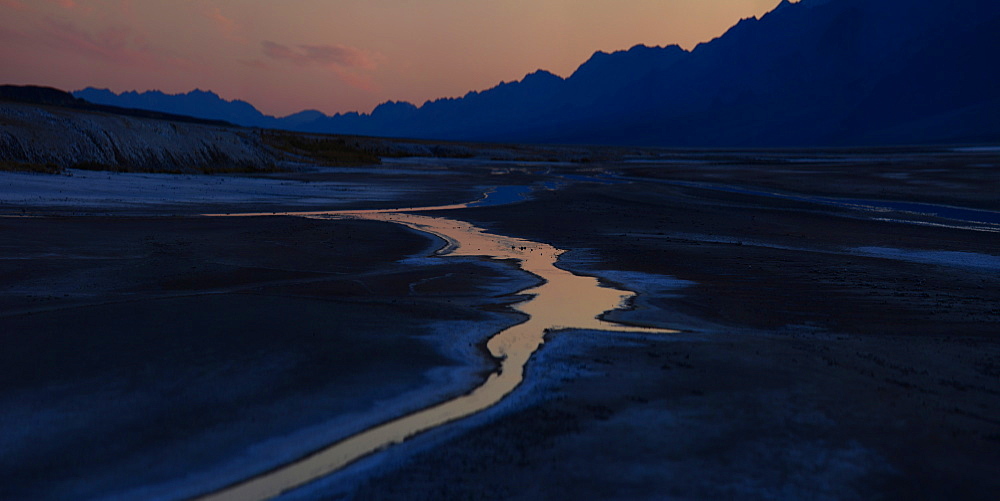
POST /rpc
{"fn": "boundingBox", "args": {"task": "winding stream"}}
[198,202,677,500]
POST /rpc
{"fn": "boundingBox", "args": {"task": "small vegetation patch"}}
[261,130,381,166]
[194,163,286,175]
[67,161,284,175]
[0,160,64,174]
[70,161,183,174]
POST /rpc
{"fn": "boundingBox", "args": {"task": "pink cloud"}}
[239,59,271,70]
[10,17,193,74]
[41,19,150,64]
[203,6,243,43]
[40,0,90,12]
[261,41,379,71]
[331,66,379,93]
[259,41,381,93]
[118,0,138,24]
[0,0,29,11]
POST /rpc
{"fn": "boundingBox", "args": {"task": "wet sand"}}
[2,148,998,500]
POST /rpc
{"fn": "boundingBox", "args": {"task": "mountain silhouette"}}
[74,0,1000,146]
[73,88,282,128]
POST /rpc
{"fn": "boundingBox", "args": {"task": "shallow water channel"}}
[199,203,677,500]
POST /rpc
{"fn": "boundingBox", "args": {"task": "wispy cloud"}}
[239,59,270,70]
[261,41,379,70]
[0,0,29,11]
[331,66,380,93]
[202,6,243,43]
[49,0,77,9]
[258,41,381,93]
[1,16,193,73]
[40,0,94,13]
[41,18,153,64]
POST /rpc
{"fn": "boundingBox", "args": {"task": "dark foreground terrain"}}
[1,147,998,500]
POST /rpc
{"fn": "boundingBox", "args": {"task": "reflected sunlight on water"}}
[199,203,676,501]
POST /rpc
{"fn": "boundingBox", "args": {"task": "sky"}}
[0,0,787,117]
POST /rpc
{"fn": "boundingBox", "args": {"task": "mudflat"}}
[0,215,526,500]
[1,148,998,500]
[343,153,1000,500]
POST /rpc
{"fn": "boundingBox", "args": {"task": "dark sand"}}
[0,215,528,500]
[1,149,998,500]
[315,151,999,500]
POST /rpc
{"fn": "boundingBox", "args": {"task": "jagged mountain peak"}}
[570,43,688,81]
[372,100,418,114]
[522,69,563,83]
[74,87,272,128]
[68,0,1000,146]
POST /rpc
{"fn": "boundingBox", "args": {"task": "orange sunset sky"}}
[1,0,788,116]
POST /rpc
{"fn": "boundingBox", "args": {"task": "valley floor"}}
[1,147,998,500]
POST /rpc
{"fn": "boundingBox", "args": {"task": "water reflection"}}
[199,205,676,501]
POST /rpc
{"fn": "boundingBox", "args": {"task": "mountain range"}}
[74,0,1000,147]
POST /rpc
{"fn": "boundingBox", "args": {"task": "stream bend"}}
[198,207,677,501]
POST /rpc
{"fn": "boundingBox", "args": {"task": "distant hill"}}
[0,91,277,173]
[1,85,86,107]
[73,0,1000,146]
[73,88,279,128]
[3,85,233,127]
[1,85,396,173]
